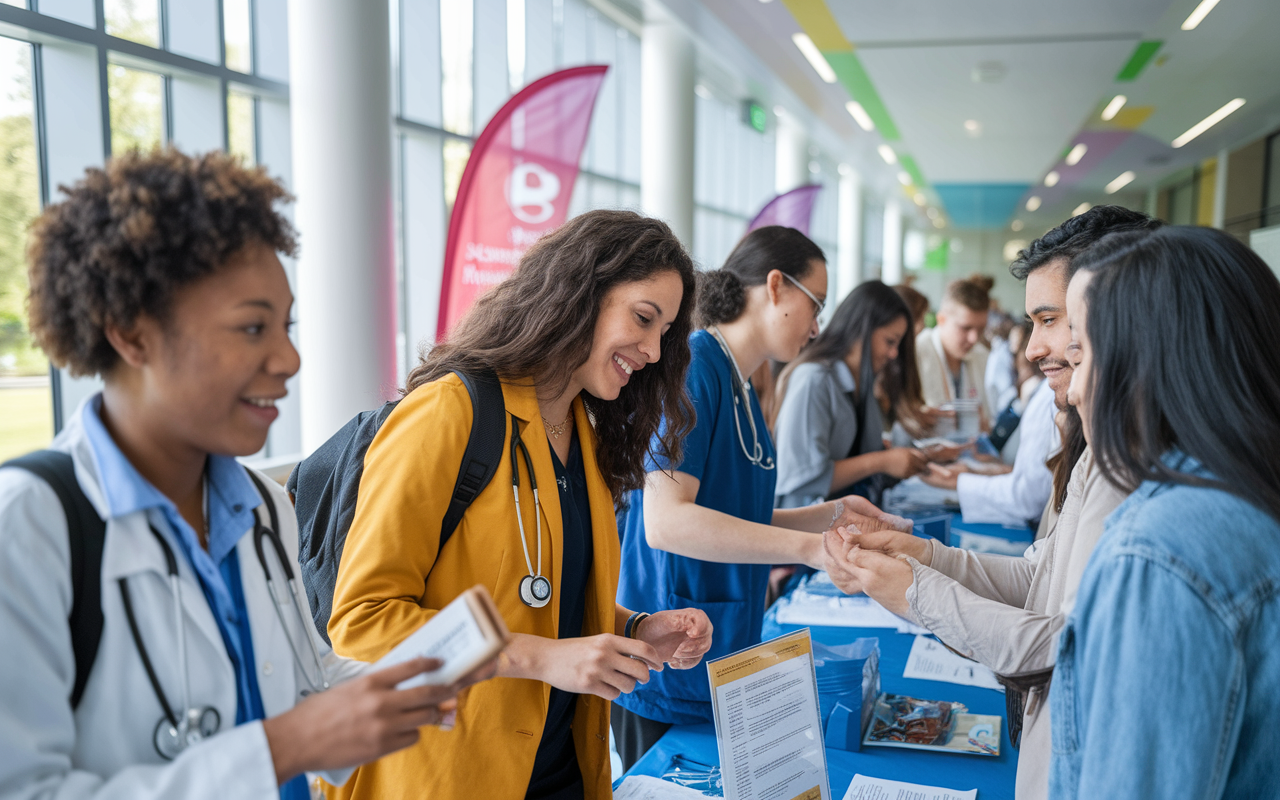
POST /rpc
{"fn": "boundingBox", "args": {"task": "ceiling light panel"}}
[1026,196,1042,211]
[1065,143,1088,166]
[846,101,875,132]
[1105,171,1137,194]
[1172,98,1246,148]
[1044,171,1060,187]
[1101,95,1127,121]
[1182,0,1223,30]
[1072,202,1092,217]
[898,171,912,185]
[792,33,837,83]
[878,144,897,164]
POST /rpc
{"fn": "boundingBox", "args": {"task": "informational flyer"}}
[841,774,976,800]
[902,635,1003,692]
[708,629,831,800]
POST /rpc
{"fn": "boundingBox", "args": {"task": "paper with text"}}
[613,775,716,800]
[373,593,490,688]
[708,629,831,800]
[902,636,1003,692]
[841,774,976,800]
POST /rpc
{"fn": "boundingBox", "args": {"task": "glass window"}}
[227,90,255,164]
[105,0,160,48]
[507,0,525,92]
[223,0,252,73]
[108,63,164,154]
[0,37,51,460]
[1,1,28,8]
[440,0,473,136]
[442,138,471,209]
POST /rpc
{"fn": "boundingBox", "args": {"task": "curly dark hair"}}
[1009,204,1160,281]
[26,147,297,376]
[405,209,697,507]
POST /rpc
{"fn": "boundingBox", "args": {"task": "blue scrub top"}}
[616,330,777,725]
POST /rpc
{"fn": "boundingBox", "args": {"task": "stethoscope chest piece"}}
[153,706,220,761]
[519,574,552,608]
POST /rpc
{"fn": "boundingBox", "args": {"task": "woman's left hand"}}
[827,497,913,535]
[635,609,714,670]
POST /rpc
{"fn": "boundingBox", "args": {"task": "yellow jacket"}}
[325,375,622,800]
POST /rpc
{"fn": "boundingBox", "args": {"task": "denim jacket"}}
[1049,454,1280,799]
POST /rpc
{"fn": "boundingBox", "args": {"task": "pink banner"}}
[746,184,824,237]
[437,65,609,339]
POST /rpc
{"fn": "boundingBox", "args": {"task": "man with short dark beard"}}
[822,205,1162,800]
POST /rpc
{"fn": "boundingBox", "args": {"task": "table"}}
[621,515,1034,800]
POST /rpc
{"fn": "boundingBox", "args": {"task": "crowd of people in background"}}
[1,146,1278,800]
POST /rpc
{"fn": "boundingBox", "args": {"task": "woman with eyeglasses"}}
[612,226,904,768]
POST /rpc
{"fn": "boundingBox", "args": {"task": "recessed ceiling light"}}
[1101,95,1127,121]
[694,84,711,99]
[845,101,875,132]
[1025,195,1042,212]
[878,144,897,164]
[1172,98,1246,148]
[1065,143,1088,166]
[1181,0,1222,30]
[1011,219,1025,232]
[933,217,946,228]
[792,33,837,83]
[898,171,912,186]
[913,192,927,206]
[964,119,982,136]
[926,207,939,219]
[971,61,1007,83]
[1044,171,1060,187]
[838,163,853,176]
[1105,171,1137,194]
[1072,202,1092,217]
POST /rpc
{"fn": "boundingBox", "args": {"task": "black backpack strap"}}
[3,450,106,709]
[440,369,507,552]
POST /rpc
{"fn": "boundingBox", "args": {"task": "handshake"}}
[822,499,927,618]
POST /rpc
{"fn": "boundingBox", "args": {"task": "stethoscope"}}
[118,474,328,761]
[708,326,775,470]
[510,413,553,608]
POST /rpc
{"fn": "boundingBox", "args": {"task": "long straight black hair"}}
[776,280,920,418]
[1076,225,1280,522]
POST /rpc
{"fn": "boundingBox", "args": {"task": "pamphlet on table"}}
[902,636,1003,692]
[773,572,929,635]
[614,775,715,800]
[841,774,977,800]
[708,629,832,800]
[373,584,510,687]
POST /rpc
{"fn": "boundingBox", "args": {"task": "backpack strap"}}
[3,450,107,709]
[440,369,507,552]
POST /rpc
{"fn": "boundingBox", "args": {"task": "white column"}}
[1212,148,1229,229]
[639,3,695,247]
[288,0,398,452]
[836,165,863,301]
[775,110,808,194]
[882,197,903,285]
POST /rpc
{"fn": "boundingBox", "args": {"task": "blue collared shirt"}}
[82,396,306,799]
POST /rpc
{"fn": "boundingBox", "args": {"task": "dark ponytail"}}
[696,225,825,327]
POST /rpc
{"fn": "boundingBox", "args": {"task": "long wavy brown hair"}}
[405,209,697,506]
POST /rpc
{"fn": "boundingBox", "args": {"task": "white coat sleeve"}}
[955,381,1057,526]
[0,470,281,800]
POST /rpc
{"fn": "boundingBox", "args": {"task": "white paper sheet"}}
[902,635,1003,692]
[709,630,830,800]
[774,576,929,635]
[613,775,712,800]
[841,774,977,800]
[372,593,490,688]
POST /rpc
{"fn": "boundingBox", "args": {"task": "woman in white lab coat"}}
[0,149,484,800]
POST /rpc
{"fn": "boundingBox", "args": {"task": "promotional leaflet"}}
[902,636,1003,692]
[841,774,977,800]
[373,585,510,688]
[708,629,831,800]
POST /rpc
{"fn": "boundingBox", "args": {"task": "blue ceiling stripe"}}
[935,183,1032,229]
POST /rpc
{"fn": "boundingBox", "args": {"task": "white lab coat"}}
[915,327,990,412]
[0,409,365,800]
[955,379,1059,527]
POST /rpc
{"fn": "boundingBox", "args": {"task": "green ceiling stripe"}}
[1116,40,1162,82]
[899,155,927,188]
[825,51,901,141]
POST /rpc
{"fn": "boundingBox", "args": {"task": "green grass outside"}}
[0,386,54,461]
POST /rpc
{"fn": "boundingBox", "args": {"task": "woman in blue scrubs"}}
[612,226,902,766]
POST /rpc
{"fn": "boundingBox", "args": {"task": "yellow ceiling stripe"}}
[781,0,853,52]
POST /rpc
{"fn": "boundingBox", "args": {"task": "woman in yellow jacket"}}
[325,210,714,800]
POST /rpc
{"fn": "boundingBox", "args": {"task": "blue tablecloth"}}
[621,514,1034,800]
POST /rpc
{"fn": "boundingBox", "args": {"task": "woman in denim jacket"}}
[1051,225,1280,798]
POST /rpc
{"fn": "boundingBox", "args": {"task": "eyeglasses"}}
[781,271,826,319]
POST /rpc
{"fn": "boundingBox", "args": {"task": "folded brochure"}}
[373,584,510,688]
